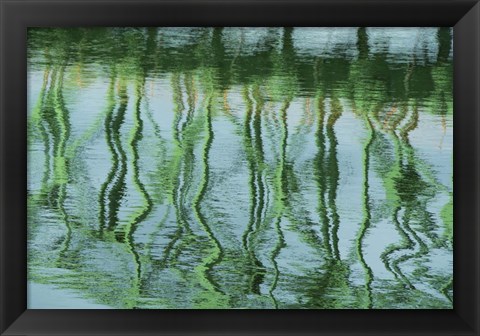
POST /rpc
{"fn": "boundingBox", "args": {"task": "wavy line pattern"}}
[27,27,453,309]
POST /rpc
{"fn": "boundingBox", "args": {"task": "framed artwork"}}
[1,0,479,335]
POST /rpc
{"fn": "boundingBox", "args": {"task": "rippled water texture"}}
[27,27,453,309]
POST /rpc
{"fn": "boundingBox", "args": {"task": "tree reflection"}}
[27,27,453,309]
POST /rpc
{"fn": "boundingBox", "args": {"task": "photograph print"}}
[27,27,453,309]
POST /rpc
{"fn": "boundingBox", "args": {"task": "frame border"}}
[1,0,479,335]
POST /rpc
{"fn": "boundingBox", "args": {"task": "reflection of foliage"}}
[27,27,453,309]
[28,27,452,109]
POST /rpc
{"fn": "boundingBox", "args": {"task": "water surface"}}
[27,27,453,309]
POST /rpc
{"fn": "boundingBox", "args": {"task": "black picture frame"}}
[1,0,479,335]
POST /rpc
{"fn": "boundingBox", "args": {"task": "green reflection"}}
[27,27,453,309]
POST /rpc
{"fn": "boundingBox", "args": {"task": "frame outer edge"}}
[468,2,480,334]
[1,0,6,334]
[474,2,480,335]
[1,1,28,335]
[455,1,480,334]
[0,1,479,335]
